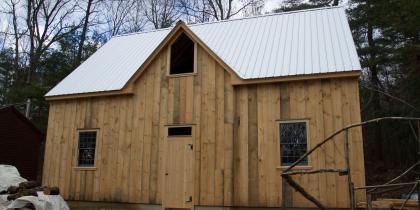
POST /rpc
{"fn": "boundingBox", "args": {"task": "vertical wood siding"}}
[43,45,365,208]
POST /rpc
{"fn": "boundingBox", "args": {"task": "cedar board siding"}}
[42,45,365,208]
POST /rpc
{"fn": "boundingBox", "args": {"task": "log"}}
[283,117,420,173]
[354,181,418,190]
[43,186,60,195]
[19,181,39,189]
[7,186,20,194]
[282,168,347,176]
[282,174,327,210]
[368,161,420,193]
[7,189,37,200]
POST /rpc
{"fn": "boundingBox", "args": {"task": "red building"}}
[0,106,43,181]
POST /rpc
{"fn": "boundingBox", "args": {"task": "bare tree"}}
[98,0,146,38]
[75,0,96,67]
[125,0,148,32]
[23,0,80,84]
[177,0,260,22]
[177,0,211,23]
[142,0,179,29]
[3,0,23,73]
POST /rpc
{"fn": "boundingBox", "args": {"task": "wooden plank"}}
[193,46,202,205]
[173,78,180,124]
[235,87,249,205]
[223,71,234,206]
[179,77,187,123]
[331,79,347,207]
[42,104,56,187]
[306,80,325,205]
[199,46,209,205]
[58,101,71,198]
[185,76,194,123]
[167,78,175,125]
[248,85,259,206]
[347,79,366,203]
[93,98,105,201]
[257,85,266,206]
[141,68,155,202]
[268,84,281,206]
[214,63,225,205]
[321,79,337,207]
[150,58,162,203]
[157,50,169,203]
[114,96,128,201]
[206,53,216,205]
[132,73,148,202]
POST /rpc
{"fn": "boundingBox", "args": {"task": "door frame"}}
[162,124,195,210]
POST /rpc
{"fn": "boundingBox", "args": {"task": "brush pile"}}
[0,181,60,201]
[0,165,68,210]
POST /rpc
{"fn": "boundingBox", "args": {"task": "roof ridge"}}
[188,6,342,27]
[115,27,172,38]
[114,6,342,38]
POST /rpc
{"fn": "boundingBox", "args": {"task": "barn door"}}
[163,126,194,209]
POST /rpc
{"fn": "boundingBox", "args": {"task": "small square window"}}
[78,131,97,167]
[279,121,308,166]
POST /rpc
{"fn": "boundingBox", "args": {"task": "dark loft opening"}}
[170,33,194,75]
[168,126,192,136]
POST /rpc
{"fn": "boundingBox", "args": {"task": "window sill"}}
[277,165,312,171]
[167,72,197,77]
[73,167,97,171]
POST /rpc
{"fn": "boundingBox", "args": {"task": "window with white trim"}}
[279,121,308,166]
[77,131,97,167]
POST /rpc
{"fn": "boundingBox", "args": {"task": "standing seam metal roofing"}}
[46,6,361,97]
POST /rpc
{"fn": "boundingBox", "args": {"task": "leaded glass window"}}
[279,122,308,166]
[78,131,97,167]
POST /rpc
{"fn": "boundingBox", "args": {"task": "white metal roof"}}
[46,6,360,97]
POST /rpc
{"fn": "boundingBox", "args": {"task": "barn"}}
[0,106,43,181]
[43,7,366,210]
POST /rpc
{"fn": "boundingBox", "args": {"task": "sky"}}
[0,0,285,33]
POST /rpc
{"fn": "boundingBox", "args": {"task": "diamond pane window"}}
[78,131,97,167]
[279,122,308,166]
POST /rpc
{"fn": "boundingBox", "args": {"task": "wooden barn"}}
[0,106,43,181]
[43,7,366,210]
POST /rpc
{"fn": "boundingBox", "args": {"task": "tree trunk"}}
[11,1,19,73]
[366,0,383,161]
[26,0,35,85]
[75,0,94,67]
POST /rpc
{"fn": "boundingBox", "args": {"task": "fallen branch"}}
[282,168,347,176]
[282,174,327,210]
[368,161,420,193]
[354,181,418,190]
[283,117,420,173]
[399,182,418,210]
